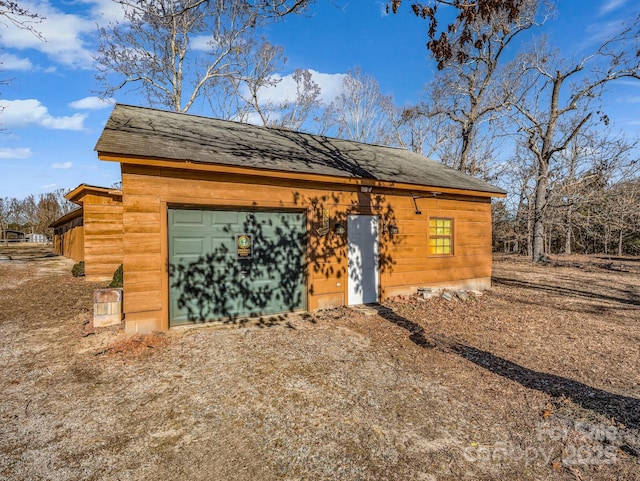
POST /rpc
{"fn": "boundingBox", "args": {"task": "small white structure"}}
[26,233,48,243]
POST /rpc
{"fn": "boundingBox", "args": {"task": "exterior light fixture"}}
[360,186,373,193]
[389,225,399,236]
[334,223,346,236]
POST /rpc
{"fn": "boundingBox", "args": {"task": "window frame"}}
[428,217,454,256]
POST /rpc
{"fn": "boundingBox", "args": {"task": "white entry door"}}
[347,215,379,305]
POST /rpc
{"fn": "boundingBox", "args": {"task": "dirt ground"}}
[0,245,638,481]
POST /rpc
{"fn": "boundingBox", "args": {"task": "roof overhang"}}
[65,183,123,205]
[49,207,83,228]
[97,153,507,199]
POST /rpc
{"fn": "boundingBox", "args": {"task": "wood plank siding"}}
[119,164,493,332]
[81,193,123,281]
[51,185,124,282]
[51,209,84,262]
[95,104,506,333]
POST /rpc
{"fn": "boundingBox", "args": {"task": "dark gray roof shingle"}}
[95,104,505,195]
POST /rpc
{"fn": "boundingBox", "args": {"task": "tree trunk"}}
[526,202,533,258]
[459,122,473,174]
[532,163,548,263]
[564,207,572,255]
[618,230,623,256]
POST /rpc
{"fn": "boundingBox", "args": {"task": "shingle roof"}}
[95,104,506,195]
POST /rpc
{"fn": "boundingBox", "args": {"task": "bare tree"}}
[19,194,37,235]
[386,104,455,156]
[544,124,638,255]
[0,189,78,242]
[512,21,640,263]
[0,197,12,245]
[608,178,640,255]
[35,191,74,238]
[266,69,322,130]
[0,0,44,39]
[401,0,546,176]
[95,0,309,115]
[492,121,640,257]
[320,67,394,144]
[233,42,322,130]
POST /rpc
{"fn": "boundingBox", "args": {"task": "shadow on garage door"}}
[168,208,307,326]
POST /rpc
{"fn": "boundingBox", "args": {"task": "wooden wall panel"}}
[119,163,496,332]
[53,225,84,262]
[67,226,84,261]
[83,196,123,282]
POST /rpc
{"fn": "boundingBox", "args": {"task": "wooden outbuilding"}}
[95,104,506,333]
[50,184,123,281]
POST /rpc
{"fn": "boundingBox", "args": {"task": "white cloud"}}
[191,35,214,51]
[69,96,114,110]
[43,183,57,189]
[599,0,627,15]
[615,80,640,88]
[310,71,347,102]
[52,162,73,169]
[87,0,128,23]
[0,0,97,69]
[0,53,33,71]
[255,70,346,106]
[582,19,630,48]
[0,147,32,159]
[617,95,640,103]
[0,99,87,130]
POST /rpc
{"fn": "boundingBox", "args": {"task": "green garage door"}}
[169,208,306,326]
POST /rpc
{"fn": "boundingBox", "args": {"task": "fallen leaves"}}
[94,333,170,357]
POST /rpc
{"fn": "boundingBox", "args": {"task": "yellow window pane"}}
[428,218,453,255]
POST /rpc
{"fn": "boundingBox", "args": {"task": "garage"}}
[95,104,506,333]
[168,208,307,326]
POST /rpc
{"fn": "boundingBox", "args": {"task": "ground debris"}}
[1,246,639,481]
[94,333,170,357]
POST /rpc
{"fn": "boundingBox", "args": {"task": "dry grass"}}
[0,245,638,480]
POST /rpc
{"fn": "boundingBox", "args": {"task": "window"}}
[429,218,453,255]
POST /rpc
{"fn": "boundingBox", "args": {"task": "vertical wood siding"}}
[53,225,85,262]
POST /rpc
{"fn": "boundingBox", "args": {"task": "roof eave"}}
[65,183,123,205]
[49,207,83,228]
[97,152,507,198]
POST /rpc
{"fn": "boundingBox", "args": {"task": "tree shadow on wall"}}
[169,211,305,325]
[168,190,401,326]
[293,191,399,303]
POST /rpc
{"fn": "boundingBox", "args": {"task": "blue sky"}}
[1,0,639,199]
